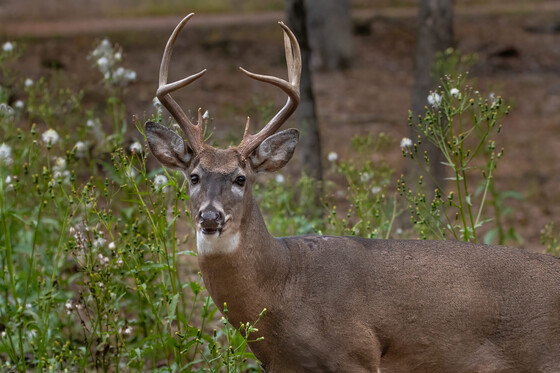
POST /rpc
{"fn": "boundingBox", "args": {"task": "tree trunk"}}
[409,0,454,192]
[304,0,353,70]
[286,0,323,182]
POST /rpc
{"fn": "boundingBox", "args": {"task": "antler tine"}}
[237,22,301,158]
[157,13,207,154]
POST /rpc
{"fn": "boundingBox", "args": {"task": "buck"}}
[145,13,560,373]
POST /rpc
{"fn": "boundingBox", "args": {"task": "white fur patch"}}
[197,230,240,256]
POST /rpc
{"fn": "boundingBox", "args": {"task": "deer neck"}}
[196,196,288,323]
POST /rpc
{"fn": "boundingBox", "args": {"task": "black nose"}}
[197,208,225,233]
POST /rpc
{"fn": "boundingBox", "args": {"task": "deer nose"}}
[197,208,225,234]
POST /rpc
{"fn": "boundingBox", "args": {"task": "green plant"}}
[323,133,400,239]
[398,72,514,242]
[0,39,262,372]
[541,223,560,256]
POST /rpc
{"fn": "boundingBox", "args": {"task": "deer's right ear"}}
[145,121,194,170]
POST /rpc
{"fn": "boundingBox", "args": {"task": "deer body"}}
[196,188,560,373]
[145,14,560,373]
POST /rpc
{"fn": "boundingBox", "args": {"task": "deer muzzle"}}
[197,207,226,235]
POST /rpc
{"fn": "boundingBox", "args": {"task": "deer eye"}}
[234,175,246,187]
[190,174,200,185]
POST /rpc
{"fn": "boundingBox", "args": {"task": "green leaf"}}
[483,228,498,245]
[168,293,179,321]
[177,250,197,257]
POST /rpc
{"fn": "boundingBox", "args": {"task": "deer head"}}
[144,13,301,255]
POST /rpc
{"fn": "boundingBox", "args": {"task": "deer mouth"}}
[199,220,228,236]
[201,227,220,235]
[198,213,231,236]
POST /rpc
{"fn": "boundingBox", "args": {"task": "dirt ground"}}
[2,3,560,250]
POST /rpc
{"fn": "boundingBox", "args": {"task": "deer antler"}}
[157,13,207,154]
[237,22,301,158]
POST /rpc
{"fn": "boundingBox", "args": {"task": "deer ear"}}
[250,129,299,173]
[145,121,194,170]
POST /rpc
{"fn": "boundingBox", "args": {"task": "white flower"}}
[125,167,137,180]
[396,228,403,235]
[2,42,14,52]
[42,128,59,145]
[450,88,460,97]
[59,170,71,185]
[93,237,106,248]
[100,39,111,49]
[114,66,124,77]
[5,175,12,183]
[125,70,136,81]
[371,186,382,194]
[489,92,498,107]
[202,110,210,120]
[114,51,122,61]
[24,78,34,87]
[130,141,142,154]
[153,97,162,108]
[275,174,285,183]
[0,143,12,165]
[65,300,73,311]
[53,157,66,172]
[154,174,168,189]
[74,141,87,157]
[360,173,371,183]
[98,253,110,265]
[122,326,133,335]
[427,92,442,108]
[0,103,14,117]
[14,100,24,109]
[108,241,116,250]
[400,137,413,149]
[86,119,96,127]
[327,152,338,162]
[1,331,5,338]
[97,56,109,68]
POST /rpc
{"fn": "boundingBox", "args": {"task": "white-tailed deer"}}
[145,13,560,373]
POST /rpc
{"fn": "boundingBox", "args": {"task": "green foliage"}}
[0,39,261,372]
[255,173,322,236]
[322,133,400,239]
[398,71,516,243]
[541,223,560,256]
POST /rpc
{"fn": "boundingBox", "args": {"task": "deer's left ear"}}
[145,121,194,170]
[250,129,299,173]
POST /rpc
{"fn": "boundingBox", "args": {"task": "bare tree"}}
[304,0,353,70]
[286,0,323,181]
[409,0,454,191]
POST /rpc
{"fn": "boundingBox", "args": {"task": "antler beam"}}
[237,22,302,158]
[157,13,207,154]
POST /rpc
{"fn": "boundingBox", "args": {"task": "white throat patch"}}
[197,230,240,256]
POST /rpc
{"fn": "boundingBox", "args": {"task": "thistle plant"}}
[88,38,137,148]
[398,73,512,242]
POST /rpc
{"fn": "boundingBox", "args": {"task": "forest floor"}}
[1,1,559,250]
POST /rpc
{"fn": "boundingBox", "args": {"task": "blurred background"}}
[1,0,559,248]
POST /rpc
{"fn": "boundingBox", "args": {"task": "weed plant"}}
[0,39,261,372]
